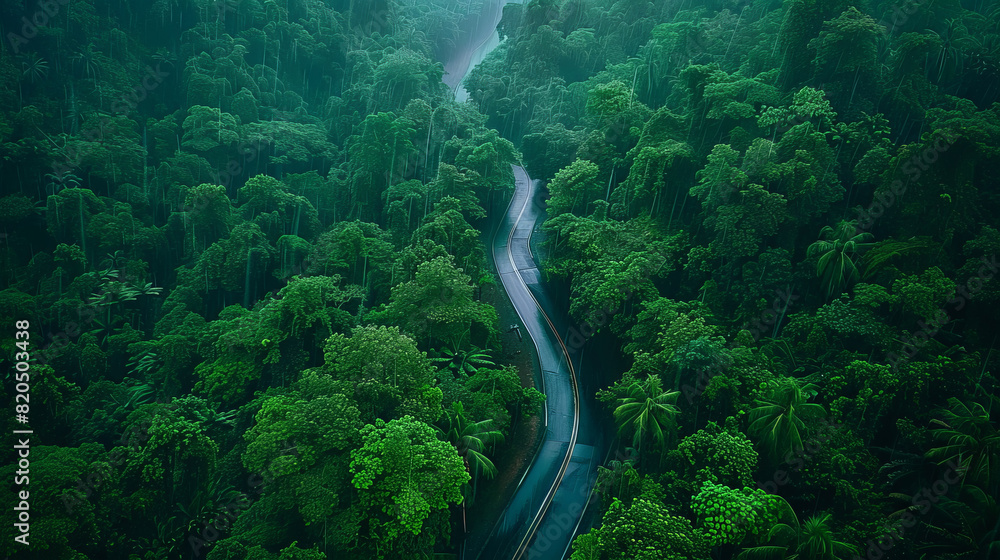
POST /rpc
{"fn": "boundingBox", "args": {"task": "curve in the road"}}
[438,2,601,558]
[487,166,580,560]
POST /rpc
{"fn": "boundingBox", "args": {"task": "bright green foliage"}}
[432,343,495,377]
[807,7,882,84]
[587,80,635,126]
[424,164,485,220]
[859,236,938,280]
[678,422,758,488]
[238,175,322,241]
[408,197,488,275]
[346,112,415,220]
[350,416,469,557]
[691,481,780,547]
[236,372,360,550]
[758,86,838,134]
[244,120,337,170]
[306,220,395,294]
[179,183,235,252]
[595,455,642,508]
[274,276,362,338]
[699,69,781,123]
[244,370,360,477]
[194,355,261,406]
[689,144,747,215]
[624,298,716,354]
[521,123,586,181]
[4,0,1000,556]
[206,540,329,560]
[437,401,503,506]
[570,498,709,560]
[321,325,441,423]
[765,138,844,225]
[710,183,789,259]
[544,214,685,326]
[620,138,695,220]
[372,255,498,349]
[192,222,276,300]
[547,158,602,217]
[810,293,897,353]
[636,314,720,382]
[437,401,503,479]
[445,364,546,434]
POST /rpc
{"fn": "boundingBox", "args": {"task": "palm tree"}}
[926,395,1000,494]
[437,402,504,505]
[918,484,1000,560]
[748,377,827,464]
[613,374,680,461]
[20,52,49,83]
[44,171,81,196]
[595,449,640,506]
[19,52,48,105]
[925,18,966,84]
[860,236,937,280]
[152,47,177,69]
[431,343,496,377]
[797,513,858,560]
[108,382,155,410]
[71,43,103,80]
[806,220,874,299]
[738,505,858,560]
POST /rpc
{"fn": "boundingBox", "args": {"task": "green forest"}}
[0,0,998,558]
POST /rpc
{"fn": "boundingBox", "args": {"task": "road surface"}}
[439,2,607,558]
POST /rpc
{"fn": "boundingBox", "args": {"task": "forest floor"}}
[462,278,545,554]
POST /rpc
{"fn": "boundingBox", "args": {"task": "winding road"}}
[439,2,607,558]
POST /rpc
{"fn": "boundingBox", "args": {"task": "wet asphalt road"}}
[440,5,606,559]
[475,166,603,560]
